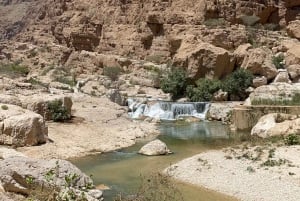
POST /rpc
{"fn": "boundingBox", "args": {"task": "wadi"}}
[0,0,300,201]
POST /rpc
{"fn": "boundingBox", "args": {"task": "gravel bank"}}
[166,145,300,201]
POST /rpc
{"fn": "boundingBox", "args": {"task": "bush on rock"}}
[187,78,221,102]
[222,69,254,100]
[48,100,70,122]
[160,67,187,100]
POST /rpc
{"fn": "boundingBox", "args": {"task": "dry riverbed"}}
[167,142,300,201]
[17,94,159,159]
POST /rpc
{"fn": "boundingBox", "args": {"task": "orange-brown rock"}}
[173,40,235,80]
[285,43,300,66]
[241,47,278,80]
[287,64,300,82]
[234,43,252,66]
[287,20,300,40]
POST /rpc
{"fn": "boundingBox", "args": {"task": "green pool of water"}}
[73,121,244,201]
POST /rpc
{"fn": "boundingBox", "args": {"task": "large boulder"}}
[233,43,252,66]
[285,43,300,66]
[249,83,300,104]
[173,40,235,80]
[207,102,242,123]
[287,20,300,40]
[0,156,103,200]
[251,113,300,138]
[0,104,48,147]
[241,47,278,80]
[20,94,72,121]
[287,64,300,82]
[138,139,172,156]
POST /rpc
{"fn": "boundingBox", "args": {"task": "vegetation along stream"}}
[73,121,246,201]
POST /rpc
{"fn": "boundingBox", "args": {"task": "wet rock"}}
[138,139,172,156]
[88,189,103,200]
[108,89,127,106]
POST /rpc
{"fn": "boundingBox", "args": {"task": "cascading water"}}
[128,98,210,121]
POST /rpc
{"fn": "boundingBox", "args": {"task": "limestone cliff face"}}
[34,0,299,59]
[0,0,299,79]
[1,0,299,51]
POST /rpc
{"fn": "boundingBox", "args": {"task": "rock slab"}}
[0,156,103,200]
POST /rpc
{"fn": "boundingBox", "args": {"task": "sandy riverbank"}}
[17,94,159,159]
[167,143,300,201]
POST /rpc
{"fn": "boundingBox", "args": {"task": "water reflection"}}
[159,121,230,139]
[73,121,240,201]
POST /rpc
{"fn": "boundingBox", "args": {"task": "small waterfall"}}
[128,98,210,121]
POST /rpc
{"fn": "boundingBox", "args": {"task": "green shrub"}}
[27,77,48,88]
[103,66,123,81]
[41,65,55,76]
[0,62,29,78]
[204,18,226,28]
[1,105,8,110]
[47,100,70,122]
[240,15,260,26]
[145,54,164,64]
[160,67,187,100]
[284,134,300,146]
[264,23,279,31]
[252,93,300,106]
[55,76,76,87]
[272,55,285,69]
[261,159,287,167]
[246,28,261,48]
[222,69,254,100]
[187,78,221,101]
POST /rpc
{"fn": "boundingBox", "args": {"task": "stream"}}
[73,121,244,201]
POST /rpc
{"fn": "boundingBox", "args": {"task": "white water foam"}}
[128,98,210,121]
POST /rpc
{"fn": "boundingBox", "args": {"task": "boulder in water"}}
[138,139,172,156]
